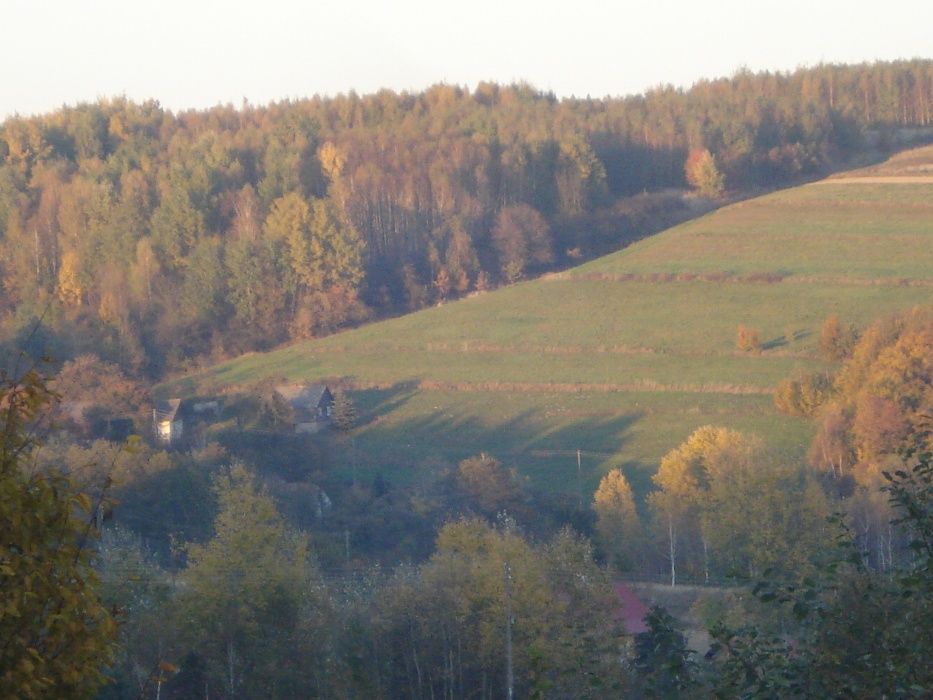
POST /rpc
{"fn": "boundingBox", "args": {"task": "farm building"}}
[274,384,334,433]
[152,398,223,446]
[153,398,183,444]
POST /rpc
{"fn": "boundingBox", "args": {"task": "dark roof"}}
[274,384,333,411]
[154,398,182,422]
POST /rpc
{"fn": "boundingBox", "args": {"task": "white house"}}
[153,398,183,444]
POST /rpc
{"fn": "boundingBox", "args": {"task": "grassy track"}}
[168,147,933,493]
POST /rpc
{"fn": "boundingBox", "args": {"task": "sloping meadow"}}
[173,149,933,494]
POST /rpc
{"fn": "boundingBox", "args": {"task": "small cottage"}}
[153,398,183,444]
[274,384,334,433]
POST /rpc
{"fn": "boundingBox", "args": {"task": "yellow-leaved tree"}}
[650,425,830,583]
[648,426,754,585]
[684,148,725,198]
[593,468,643,570]
[807,306,932,570]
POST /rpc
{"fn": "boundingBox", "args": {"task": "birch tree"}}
[177,463,328,698]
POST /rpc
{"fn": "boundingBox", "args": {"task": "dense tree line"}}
[610,307,931,587]
[781,306,932,571]
[91,466,624,699]
[1,60,931,375]
[641,450,932,699]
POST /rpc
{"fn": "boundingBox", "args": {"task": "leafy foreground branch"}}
[0,370,116,698]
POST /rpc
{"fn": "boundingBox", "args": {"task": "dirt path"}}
[816,175,933,184]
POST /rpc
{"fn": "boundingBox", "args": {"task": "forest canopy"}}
[1,60,931,376]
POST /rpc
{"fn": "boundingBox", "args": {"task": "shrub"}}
[774,372,833,416]
[736,324,762,353]
[819,314,859,361]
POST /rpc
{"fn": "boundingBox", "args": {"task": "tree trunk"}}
[504,561,514,700]
[226,640,237,699]
[410,622,422,698]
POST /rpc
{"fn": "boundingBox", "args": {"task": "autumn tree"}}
[456,453,524,516]
[263,192,310,294]
[264,193,365,337]
[819,313,859,361]
[0,371,116,698]
[593,468,643,570]
[707,452,933,697]
[736,323,762,353]
[555,137,609,215]
[651,425,829,582]
[57,249,83,305]
[649,426,755,584]
[371,518,626,697]
[440,217,480,294]
[491,204,553,283]
[702,455,830,578]
[811,307,931,483]
[51,354,148,435]
[773,371,833,417]
[684,148,725,197]
[807,307,931,568]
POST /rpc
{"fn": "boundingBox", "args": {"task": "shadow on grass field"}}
[339,387,812,500]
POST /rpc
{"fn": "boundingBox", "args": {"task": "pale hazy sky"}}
[2,0,931,119]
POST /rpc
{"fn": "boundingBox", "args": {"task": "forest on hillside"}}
[1,60,932,376]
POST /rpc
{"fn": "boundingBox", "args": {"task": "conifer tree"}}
[331,387,357,434]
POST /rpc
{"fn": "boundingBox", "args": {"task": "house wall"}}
[157,419,184,442]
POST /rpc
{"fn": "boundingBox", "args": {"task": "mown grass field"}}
[575,183,933,279]
[168,147,933,494]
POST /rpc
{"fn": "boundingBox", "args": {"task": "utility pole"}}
[576,449,582,509]
[33,227,41,289]
[504,560,514,700]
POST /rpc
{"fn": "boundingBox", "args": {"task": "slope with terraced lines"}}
[167,146,933,494]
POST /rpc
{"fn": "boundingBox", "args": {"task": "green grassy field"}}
[168,148,933,494]
[575,183,933,279]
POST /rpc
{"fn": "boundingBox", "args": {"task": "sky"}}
[2,0,931,119]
